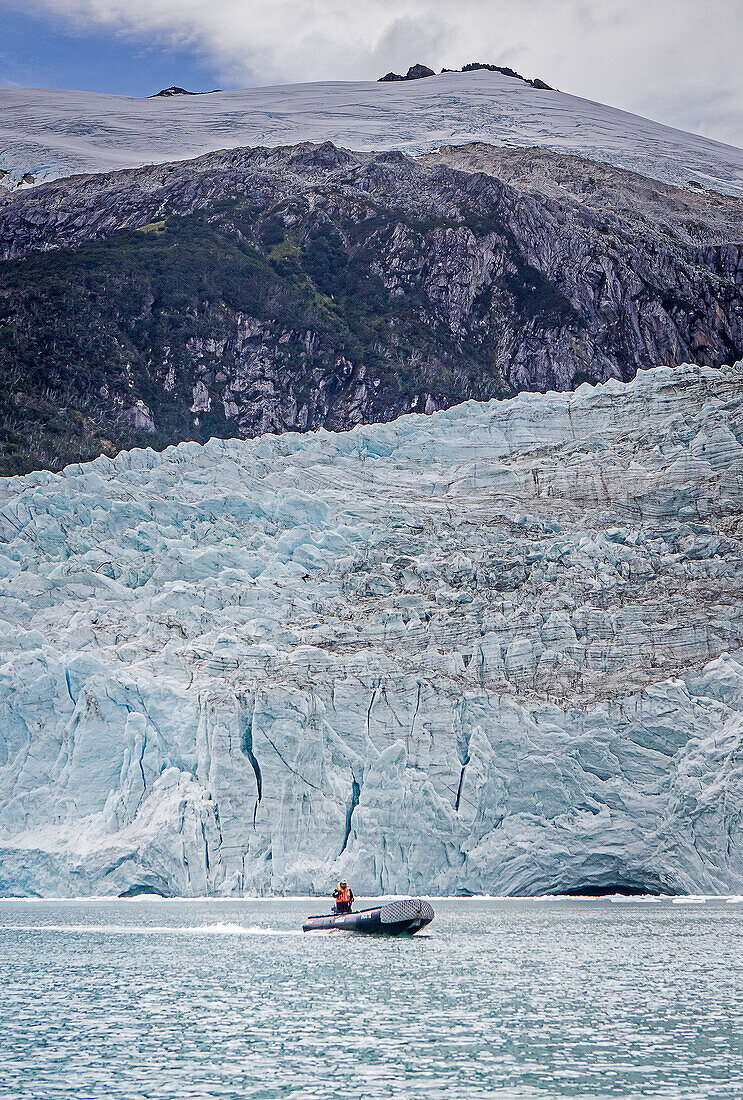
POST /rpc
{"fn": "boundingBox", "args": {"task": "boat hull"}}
[303,897,434,935]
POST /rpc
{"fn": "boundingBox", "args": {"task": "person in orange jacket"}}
[333,880,354,914]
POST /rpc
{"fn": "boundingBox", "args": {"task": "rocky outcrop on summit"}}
[0,141,742,474]
[1,363,742,897]
[150,87,197,97]
[149,87,221,98]
[456,62,552,90]
[378,64,436,82]
[378,62,550,85]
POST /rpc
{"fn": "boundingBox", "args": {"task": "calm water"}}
[1,897,742,1099]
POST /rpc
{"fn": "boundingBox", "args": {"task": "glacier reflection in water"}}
[2,897,742,1098]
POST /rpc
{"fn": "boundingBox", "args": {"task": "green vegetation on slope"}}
[0,195,578,475]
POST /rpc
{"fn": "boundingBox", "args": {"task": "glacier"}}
[2,70,743,197]
[1,362,743,898]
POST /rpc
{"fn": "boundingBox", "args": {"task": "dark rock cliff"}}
[0,141,741,474]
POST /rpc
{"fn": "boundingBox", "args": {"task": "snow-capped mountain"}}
[2,70,743,196]
[1,363,742,897]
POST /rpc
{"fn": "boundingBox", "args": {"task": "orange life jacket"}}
[335,885,351,905]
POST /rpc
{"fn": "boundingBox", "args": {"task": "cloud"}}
[18,0,743,146]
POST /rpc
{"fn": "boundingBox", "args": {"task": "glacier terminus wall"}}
[1,363,742,897]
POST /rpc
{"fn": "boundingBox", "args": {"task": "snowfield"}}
[1,363,743,897]
[2,70,743,196]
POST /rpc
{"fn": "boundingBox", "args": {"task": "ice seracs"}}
[1,362,743,897]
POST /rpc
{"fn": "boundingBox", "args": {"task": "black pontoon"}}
[302,897,434,935]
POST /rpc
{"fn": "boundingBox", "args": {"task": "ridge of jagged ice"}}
[2,70,743,196]
[1,361,743,898]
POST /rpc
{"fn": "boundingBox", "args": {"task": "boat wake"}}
[3,922,305,936]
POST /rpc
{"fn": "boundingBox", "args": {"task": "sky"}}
[1,0,741,148]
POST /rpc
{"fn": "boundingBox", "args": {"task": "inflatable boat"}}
[303,897,434,935]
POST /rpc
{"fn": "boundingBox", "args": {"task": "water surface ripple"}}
[2,897,742,1098]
